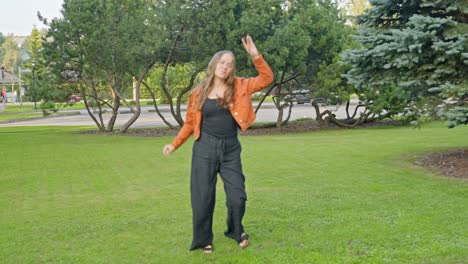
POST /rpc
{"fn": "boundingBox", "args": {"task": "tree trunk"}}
[120,77,141,133]
[254,73,300,114]
[142,80,174,128]
[282,102,293,126]
[328,111,369,128]
[175,67,203,125]
[83,93,104,131]
[345,99,351,119]
[91,81,106,128]
[107,87,120,132]
[312,100,327,126]
[351,104,366,119]
[276,106,284,128]
[120,61,156,133]
[160,28,184,126]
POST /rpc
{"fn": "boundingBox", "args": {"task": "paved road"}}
[0,102,359,128]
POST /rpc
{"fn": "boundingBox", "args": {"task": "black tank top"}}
[201,98,238,138]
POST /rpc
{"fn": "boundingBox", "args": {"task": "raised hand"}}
[242,34,260,60]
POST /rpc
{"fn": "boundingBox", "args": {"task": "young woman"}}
[163,35,273,254]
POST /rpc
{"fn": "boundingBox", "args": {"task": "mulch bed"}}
[415,149,468,180]
[117,119,404,137]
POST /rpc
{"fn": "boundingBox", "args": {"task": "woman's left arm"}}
[241,35,274,94]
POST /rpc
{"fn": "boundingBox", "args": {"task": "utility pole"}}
[31,60,36,109]
[18,66,31,107]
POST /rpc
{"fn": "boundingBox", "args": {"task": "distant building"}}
[1,69,20,83]
[1,69,21,102]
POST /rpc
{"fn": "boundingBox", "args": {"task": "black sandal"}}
[239,233,249,249]
[202,245,214,254]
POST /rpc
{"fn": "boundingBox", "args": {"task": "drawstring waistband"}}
[200,132,238,163]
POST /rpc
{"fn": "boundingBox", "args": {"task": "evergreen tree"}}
[343,0,467,127]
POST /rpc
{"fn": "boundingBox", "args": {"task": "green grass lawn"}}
[0,123,466,263]
[0,112,81,122]
[0,112,44,121]
[0,102,84,113]
[0,103,70,122]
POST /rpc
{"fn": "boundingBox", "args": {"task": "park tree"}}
[1,36,21,74]
[40,0,352,130]
[262,4,312,126]
[22,26,64,111]
[28,27,75,114]
[146,0,350,129]
[139,0,206,128]
[142,0,247,127]
[342,0,468,127]
[243,0,350,127]
[42,0,248,131]
[313,19,374,128]
[315,43,362,127]
[0,33,6,63]
[24,27,43,108]
[226,0,294,127]
[42,0,162,132]
[142,63,199,128]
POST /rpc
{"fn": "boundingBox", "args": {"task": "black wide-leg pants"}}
[189,132,247,250]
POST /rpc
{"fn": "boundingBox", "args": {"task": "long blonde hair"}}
[197,50,236,110]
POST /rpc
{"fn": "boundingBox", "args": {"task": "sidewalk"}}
[68,102,279,115]
[0,99,362,127]
[70,99,360,115]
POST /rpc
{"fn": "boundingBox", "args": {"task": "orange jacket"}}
[171,54,274,150]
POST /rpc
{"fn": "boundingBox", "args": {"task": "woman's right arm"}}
[241,35,274,94]
[163,93,196,156]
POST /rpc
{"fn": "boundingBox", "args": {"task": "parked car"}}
[68,94,81,103]
[290,89,311,104]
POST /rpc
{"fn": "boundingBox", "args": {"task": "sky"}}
[0,0,63,36]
